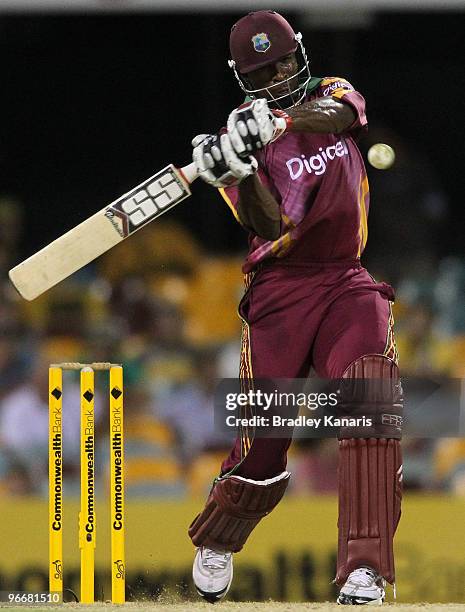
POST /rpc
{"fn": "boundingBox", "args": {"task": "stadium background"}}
[0,2,465,604]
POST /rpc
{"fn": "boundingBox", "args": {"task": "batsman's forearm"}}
[237,174,281,241]
[287,97,356,133]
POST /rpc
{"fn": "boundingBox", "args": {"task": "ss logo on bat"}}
[106,166,190,237]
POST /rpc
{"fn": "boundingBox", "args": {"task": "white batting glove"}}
[192,132,257,188]
[227,99,292,155]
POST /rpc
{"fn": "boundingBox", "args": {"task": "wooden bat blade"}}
[9,163,197,301]
[9,209,126,301]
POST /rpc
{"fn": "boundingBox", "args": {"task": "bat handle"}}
[179,162,198,185]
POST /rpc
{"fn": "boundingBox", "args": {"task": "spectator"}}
[0,361,103,495]
[156,348,233,466]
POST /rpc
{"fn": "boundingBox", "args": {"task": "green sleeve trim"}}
[306,76,323,93]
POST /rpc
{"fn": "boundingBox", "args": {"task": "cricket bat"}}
[9,162,198,301]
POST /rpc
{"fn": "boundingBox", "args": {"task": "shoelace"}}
[347,567,378,588]
[202,548,231,571]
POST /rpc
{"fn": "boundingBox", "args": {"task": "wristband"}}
[272,109,293,131]
[270,109,293,143]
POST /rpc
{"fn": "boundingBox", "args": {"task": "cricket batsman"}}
[188,10,403,605]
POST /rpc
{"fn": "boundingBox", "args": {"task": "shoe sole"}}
[337,593,384,605]
[195,583,231,604]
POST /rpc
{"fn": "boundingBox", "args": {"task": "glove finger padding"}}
[192,133,235,188]
[227,99,290,155]
[191,133,210,148]
[192,131,257,188]
[220,133,258,180]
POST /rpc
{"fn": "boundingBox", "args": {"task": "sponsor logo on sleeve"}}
[323,79,354,97]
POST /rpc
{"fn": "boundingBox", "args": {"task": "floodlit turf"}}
[1,603,465,611]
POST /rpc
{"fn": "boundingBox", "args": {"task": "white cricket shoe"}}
[337,566,385,605]
[193,547,233,603]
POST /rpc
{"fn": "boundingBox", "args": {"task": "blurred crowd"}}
[1,135,465,498]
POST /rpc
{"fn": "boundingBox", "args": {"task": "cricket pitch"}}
[1,603,465,611]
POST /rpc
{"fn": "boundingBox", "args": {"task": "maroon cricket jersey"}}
[220,77,369,273]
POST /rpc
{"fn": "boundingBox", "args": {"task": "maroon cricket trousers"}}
[221,260,397,478]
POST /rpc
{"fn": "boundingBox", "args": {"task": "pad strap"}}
[339,354,403,439]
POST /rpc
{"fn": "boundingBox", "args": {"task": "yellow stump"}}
[110,366,125,603]
[49,367,63,596]
[79,367,96,604]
